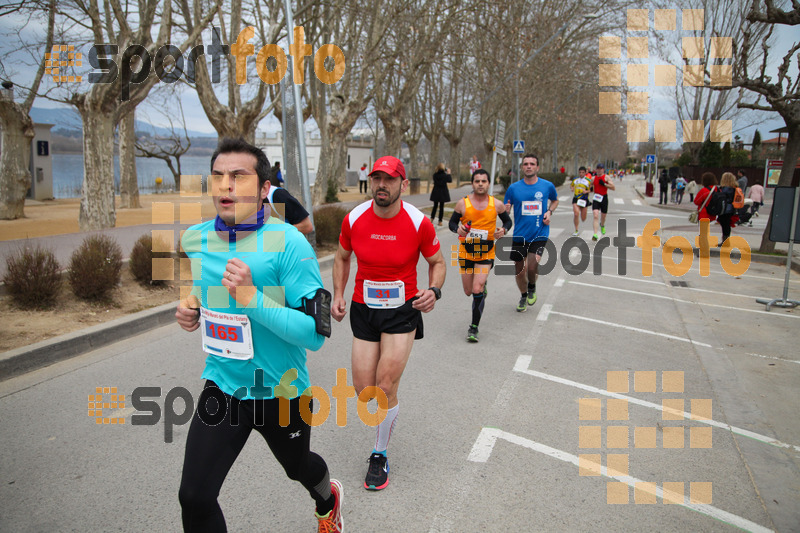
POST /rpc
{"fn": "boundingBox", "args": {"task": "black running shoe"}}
[364,453,389,490]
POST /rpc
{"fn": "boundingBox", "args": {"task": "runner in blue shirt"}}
[503,154,559,312]
[174,138,343,533]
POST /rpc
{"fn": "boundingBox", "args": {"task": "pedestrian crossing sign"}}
[513,140,525,153]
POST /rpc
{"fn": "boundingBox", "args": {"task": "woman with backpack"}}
[718,172,741,247]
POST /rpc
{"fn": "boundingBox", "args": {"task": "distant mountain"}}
[29,107,217,138]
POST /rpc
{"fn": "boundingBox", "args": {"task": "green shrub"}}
[68,235,123,301]
[538,172,568,188]
[2,244,62,309]
[325,178,339,204]
[498,174,511,192]
[129,234,172,286]
[314,205,348,246]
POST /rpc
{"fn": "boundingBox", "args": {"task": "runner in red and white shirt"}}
[332,155,446,491]
[469,155,482,174]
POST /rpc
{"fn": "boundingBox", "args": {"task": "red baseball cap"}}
[369,156,406,180]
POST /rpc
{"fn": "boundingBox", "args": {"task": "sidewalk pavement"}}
[630,176,799,265]
[0,184,475,380]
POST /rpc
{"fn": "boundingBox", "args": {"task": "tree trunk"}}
[79,109,117,231]
[427,133,441,193]
[758,124,800,254]
[379,112,407,158]
[118,110,140,208]
[0,101,34,219]
[314,128,349,205]
[447,137,461,186]
[407,139,420,181]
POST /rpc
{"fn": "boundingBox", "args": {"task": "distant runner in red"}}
[332,156,446,491]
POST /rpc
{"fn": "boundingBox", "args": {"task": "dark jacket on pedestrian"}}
[430,168,452,203]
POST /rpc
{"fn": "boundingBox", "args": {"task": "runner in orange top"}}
[449,169,512,342]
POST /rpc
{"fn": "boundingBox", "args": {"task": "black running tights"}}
[179,381,331,532]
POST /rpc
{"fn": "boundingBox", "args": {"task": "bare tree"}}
[43,0,220,230]
[0,0,54,220]
[135,97,192,190]
[420,67,446,191]
[179,0,282,143]
[728,1,800,252]
[653,0,771,164]
[305,0,394,205]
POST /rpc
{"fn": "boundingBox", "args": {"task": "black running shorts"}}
[350,299,424,342]
[592,195,609,213]
[458,258,494,274]
[510,240,547,261]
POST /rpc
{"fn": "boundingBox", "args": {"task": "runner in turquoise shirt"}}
[174,138,343,533]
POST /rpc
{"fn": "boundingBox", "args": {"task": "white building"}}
[255,129,375,186]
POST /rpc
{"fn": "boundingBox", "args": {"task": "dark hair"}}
[472,169,489,181]
[210,137,271,189]
[701,172,718,187]
[579,166,587,172]
[522,154,539,165]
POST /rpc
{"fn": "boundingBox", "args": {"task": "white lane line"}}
[468,427,773,533]
[547,310,713,347]
[614,198,624,204]
[575,271,767,299]
[537,304,552,321]
[631,199,642,206]
[747,353,800,365]
[513,354,800,454]
[566,280,800,320]
[554,277,565,288]
[559,195,570,202]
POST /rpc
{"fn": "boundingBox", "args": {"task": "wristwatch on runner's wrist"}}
[428,287,442,300]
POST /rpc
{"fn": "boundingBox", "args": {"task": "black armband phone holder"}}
[301,288,332,338]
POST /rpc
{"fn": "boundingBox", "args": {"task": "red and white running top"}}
[339,200,440,305]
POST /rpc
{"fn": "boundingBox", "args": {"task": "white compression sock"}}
[373,404,399,454]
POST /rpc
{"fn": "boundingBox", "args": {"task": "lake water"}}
[52,153,213,198]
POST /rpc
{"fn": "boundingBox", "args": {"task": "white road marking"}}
[566,280,800,320]
[547,310,713,347]
[468,427,773,533]
[747,353,800,365]
[536,304,552,321]
[554,277,565,288]
[631,199,642,206]
[559,196,569,202]
[614,198,624,204]
[513,354,800,454]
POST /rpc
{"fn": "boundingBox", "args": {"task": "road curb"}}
[0,302,177,381]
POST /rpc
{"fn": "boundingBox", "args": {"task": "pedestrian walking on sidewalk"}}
[686,179,698,202]
[430,163,452,227]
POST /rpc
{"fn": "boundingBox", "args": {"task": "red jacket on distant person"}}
[694,185,716,222]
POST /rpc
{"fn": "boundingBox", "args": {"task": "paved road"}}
[1,176,798,532]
